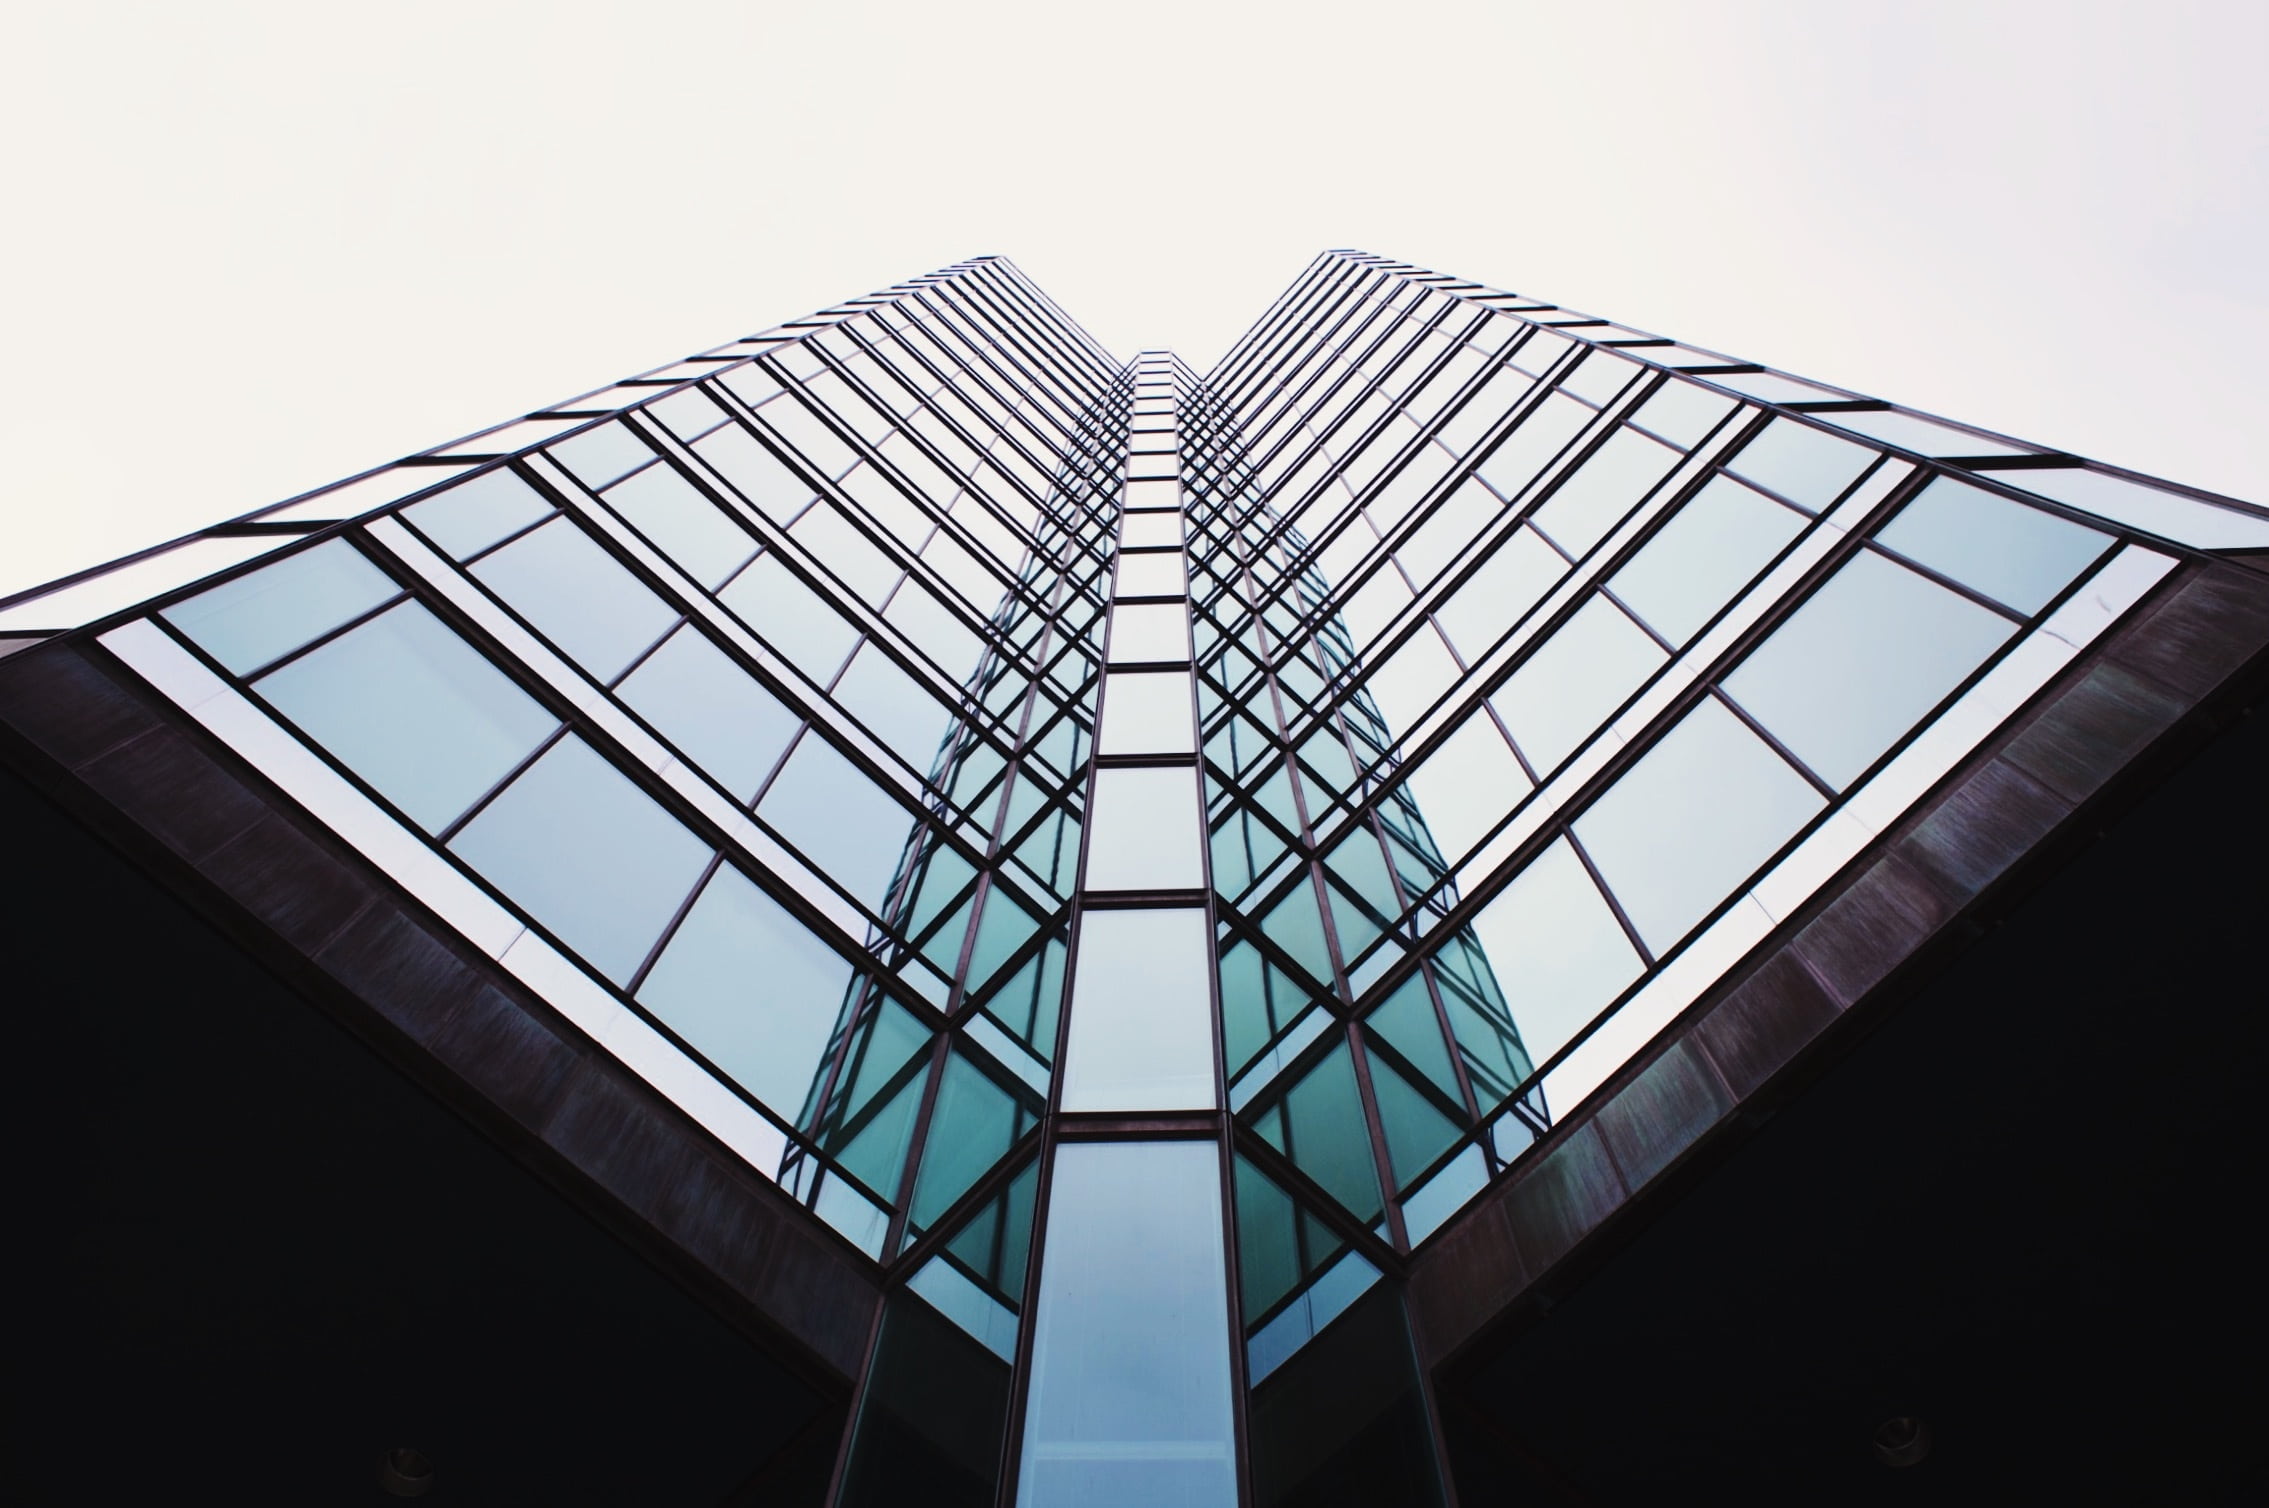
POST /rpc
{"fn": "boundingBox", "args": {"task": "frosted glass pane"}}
[1061,908,1215,1111]
[1017,1141,1236,1508]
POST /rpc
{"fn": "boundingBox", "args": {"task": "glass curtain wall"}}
[8,248,2265,1505]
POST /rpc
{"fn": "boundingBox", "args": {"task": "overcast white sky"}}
[4,0,2263,599]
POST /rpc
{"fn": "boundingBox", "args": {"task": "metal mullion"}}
[1215,256,1352,404]
[1705,685,1842,802]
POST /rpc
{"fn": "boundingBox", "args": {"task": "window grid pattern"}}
[12,249,2266,1508]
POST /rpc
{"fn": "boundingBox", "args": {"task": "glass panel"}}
[0,536,287,634]
[1108,602,1192,663]
[1431,524,1566,660]
[1121,512,1182,549]
[908,1051,1038,1233]
[616,626,800,802]
[1725,418,1875,511]
[1115,552,1187,598]
[1017,1140,1236,1508]
[164,537,397,675]
[402,468,554,559]
[719,552,860,682]
[1530,427,1679,558]
[1630,380,1738,449]
[548,421,654,490]
[1573,697,1826,953]
[1473,392,1589,502]
[1249,1042,1382,1221]
[1084,767,1203,891]
[449,735,711,984]
[1874,476,2110,614]
[758,734,923,911]
[256,600,557,831]
[471,517,678,681]
[833,643,953,772]
[1609,475,1805,645]
[1402,710,1531,860]
[1489,596,1665,774]
[603,462,756,590]
[837,1293,1012,1508]
[1823,409,2022,457]
[1724,550,2015,788]
[1061,907,1215,1112]
[792,502,903,606]
[636,864,857,1121]
[693,424,820,522]
[1464,838,1642,1066]
[2010,467,2269,550]
[1098,671,1196,756]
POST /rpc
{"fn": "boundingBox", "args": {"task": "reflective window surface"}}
[449,734,713,983]
[1725,550,2014,788]
[637,864,858,1120]
[1572,697,1825,952]
[1017,1140,1237,1507]
[1084,766,1203,890]
[166,537,398,675]
[257,600,558,831]
[1061,908,1216,1110]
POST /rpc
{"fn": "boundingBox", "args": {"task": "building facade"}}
[6,253,2265,1503]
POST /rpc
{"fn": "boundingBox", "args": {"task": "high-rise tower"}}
[8,253,2264,1503]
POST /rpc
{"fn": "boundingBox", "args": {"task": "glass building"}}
[6,252,2266,1503]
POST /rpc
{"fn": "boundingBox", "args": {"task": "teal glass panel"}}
[1724,550,2014,789]
[637,864,860,1122]
[616,626,799,803]
[908,1050,1037,1235]
[1368,1052,1463,1191]
[1218,941,1317,1080]
[1249,1042,1383,1222]
[257,599,558,832]
[974,933,1067,1065]
[448,735,711,984]
[1259,878,1335,988]
[1364,973,1461,1103]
